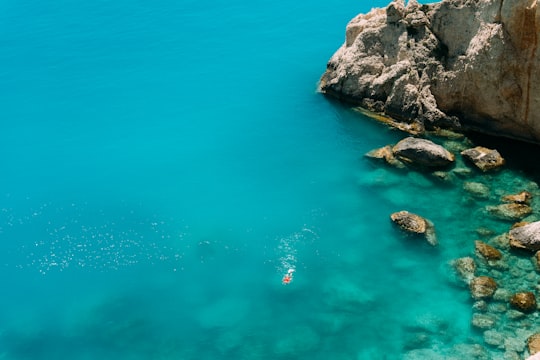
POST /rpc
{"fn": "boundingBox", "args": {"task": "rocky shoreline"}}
[319,0,540,144]
[365,128,540,358]
[319,0,540,356]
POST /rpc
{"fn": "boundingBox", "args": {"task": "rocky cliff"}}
[320,0,540,143]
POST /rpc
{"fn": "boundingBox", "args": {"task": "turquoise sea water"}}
[1,1,539,359]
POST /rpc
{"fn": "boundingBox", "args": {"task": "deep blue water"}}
[0,0,537,359]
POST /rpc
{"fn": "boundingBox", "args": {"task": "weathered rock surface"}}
[502,190,533,204]
[509,221,540,251]
[453,256,476,283]
[486,203,533,221]
[463,182,490,199]
[528,333,540,355]
[390,210,437,245]
[320,0,540,144]
[365,145,405,168]
[461,147,505,172]
[510,292,537,313]
[470,276,497,299]
[475,240,502,261]
[392,137,455,167]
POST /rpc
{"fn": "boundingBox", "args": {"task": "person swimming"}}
[282,268,295,285]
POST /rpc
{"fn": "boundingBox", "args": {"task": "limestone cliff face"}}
[320,0,540,143]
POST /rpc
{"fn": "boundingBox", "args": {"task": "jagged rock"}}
[528,333,540,355]
[390,210,437,245]
[472,313,496,329]
[461,147,505,172]
[470,276,497,299]
[320,0,540,145]
[365,145,405,168]
[453,257,476,283]
[510,292,537,313]
[509,221,540,251]
[475,240,502,261]
[486,203,532,221]
[464,182,490,199]
[392,137,455,167]
[502,191,533,205]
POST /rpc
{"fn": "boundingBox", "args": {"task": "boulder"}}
[475,240,502,261]
[469,276,497,299]
[486,203,532,221]
[461,147,505,172]
[528,333,540,355]
[320,0,540,145]
[509,221,540,251]
[503,191,533,205]
[509,292,537,313]
[452,257,476,283]
[390,210,437,245]
[392,137,455,167]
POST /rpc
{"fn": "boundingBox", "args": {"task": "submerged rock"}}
[486,203,532,221]
[470,276,497,299]
[484,329,505,347]
[390,210,437,245]
[452,257,476,284]
[475,240,502,261]
[510,292,537,313]
[461,147,505,172]
[528,333,540,355]
[365,145,405,168]
[392,137,455,168]
[464,182,490,199]
[472,313,496,329]
[509,221,540,251]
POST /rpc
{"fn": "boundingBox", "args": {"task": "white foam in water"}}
[275,226,320,284]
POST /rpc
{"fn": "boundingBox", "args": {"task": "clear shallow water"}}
[1,0,539,359]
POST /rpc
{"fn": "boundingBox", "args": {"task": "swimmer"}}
[282,268,295,285]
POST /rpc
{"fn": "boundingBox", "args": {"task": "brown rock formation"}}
[510,292,537,313]
[470,276,498,299]
[475,240,502,260]
[460,147,505,172]
[390,210,438,245]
